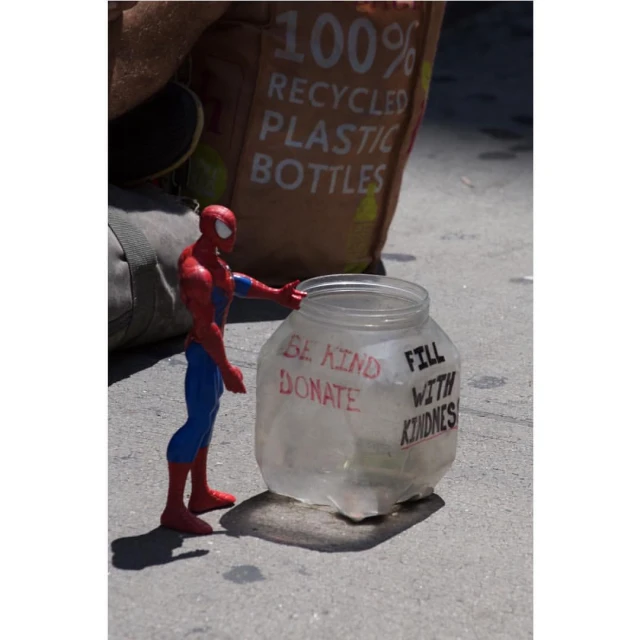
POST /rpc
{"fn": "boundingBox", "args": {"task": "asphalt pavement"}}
[108,3,533,638]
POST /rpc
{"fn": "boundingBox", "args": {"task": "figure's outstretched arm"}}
[233,274,306,310]
[181,267,246,393]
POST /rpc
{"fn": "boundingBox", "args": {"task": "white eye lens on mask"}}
[215,219,233,239]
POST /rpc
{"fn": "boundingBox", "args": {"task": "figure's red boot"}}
[161,462,213,535]
[188,446,236,513]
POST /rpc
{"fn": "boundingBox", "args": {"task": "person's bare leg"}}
[108,2,138,89]
[108,1,138,23]
[108,1,230,120]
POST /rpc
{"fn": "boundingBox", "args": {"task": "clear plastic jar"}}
[255,274,461,520]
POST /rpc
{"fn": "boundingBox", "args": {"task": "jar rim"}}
[296,274,430,329]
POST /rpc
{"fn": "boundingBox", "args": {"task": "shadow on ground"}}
[423,1,532,137]
[108,336,186,385]
[108,302,290,386]
[442,1,499,30]
[108,301,291,385]
[219,491,445,552]
[111,526,231,571]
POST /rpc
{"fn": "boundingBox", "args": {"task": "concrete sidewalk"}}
[109,3,532,638]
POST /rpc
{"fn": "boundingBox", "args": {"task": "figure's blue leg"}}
[197,370,223,450]
[188,363,234,512]
[167,343,219,464]
[162,342,221,534]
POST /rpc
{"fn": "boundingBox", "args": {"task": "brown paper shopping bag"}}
[183,1,444,284]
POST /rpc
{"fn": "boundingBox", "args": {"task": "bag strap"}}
[108,207,159,345]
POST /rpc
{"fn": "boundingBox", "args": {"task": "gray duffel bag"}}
[108,183,200,351]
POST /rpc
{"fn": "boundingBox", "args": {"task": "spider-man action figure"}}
[161,205,306,535]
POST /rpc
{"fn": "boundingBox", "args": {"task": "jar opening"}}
[297,274,429,330]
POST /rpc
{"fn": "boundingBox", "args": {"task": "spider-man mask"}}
[199,205,237,253]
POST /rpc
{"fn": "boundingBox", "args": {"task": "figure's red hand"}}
[276,280,307,310]
[221,365,246,394]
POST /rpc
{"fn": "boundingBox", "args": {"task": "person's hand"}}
[275,280,307,310]
[221,365,246,394]
[108,2,138,22]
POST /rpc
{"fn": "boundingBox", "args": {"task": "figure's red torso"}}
[178,242,235,342]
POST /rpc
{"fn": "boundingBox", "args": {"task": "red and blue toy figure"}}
[161,205,306,535]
